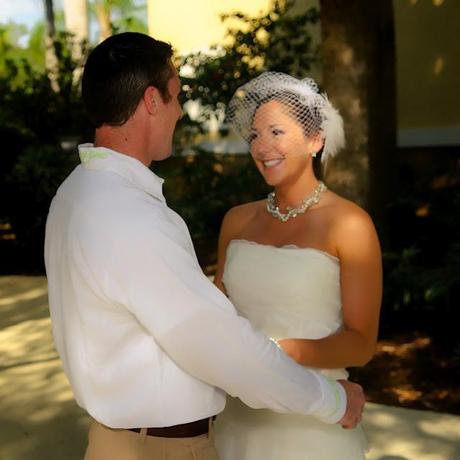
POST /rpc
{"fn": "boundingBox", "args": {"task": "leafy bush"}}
[381,183,460,339]
[3,145,79,270]
[0,32,91,272]
[178,0,319,137]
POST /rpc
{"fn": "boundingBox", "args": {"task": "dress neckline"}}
[228,239,340,264]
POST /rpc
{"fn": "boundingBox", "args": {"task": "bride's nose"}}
[252,137,273,158]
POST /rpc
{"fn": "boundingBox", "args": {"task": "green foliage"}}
[0,23,43,85]
[179,0,319,134]
[111,15,148,35]
[0,32,90,140]
[0,33,91,272]
[89,0,148,36]
[5,145,79,247]
[0,8,70,86]
[27,23,47,71]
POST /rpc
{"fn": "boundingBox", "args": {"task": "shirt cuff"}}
[312,375,347,424]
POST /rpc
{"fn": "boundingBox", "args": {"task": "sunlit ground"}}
[1,276,459,460]
[0,276,89,460]
[364,403,460,460]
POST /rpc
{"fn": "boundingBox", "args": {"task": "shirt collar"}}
[78,143,165,202]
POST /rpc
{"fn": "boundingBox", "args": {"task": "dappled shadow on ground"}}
[0,403,89,460]
[0,276,90,460]
[0,277,49,330]
[2,276,460,460]
[350,331,460,415]
[364,403,460,460]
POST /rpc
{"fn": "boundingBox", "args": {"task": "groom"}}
[45,32,365,460]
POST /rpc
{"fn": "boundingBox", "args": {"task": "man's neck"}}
[94,125,151,166]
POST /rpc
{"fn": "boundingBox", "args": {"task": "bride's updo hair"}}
[226,72,345,165]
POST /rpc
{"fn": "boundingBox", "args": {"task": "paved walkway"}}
[1,276,459,460]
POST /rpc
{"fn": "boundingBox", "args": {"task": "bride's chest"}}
[224,241,341,311]
[240,211,335,257]
[223,241,342,327]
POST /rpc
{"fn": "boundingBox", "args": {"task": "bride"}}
[213,72,382,459]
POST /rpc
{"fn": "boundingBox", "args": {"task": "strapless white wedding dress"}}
[214,240,368,459]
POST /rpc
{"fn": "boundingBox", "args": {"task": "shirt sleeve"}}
[99,211,347,424]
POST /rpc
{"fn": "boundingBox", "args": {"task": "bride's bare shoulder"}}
[226,200,265,220]
[220,200,265,238]
[327,193,372,224]
[325,192,380,249]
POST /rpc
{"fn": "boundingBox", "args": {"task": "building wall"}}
[147,0,272,54]
[394,0,460,146]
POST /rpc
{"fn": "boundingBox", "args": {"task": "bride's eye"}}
[272,128,284,136]
[249,131,259,142]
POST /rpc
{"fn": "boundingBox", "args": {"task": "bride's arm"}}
[278,207,382,369]
[213,211,231,294]
[214,203,257,294]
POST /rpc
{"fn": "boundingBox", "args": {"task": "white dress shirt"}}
[44,144,346,429]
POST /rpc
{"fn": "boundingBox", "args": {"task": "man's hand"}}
[337,380,365,429]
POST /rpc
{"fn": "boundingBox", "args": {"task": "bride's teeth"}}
[263,159,283,168]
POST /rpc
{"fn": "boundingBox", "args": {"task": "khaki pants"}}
[84,420,219,460]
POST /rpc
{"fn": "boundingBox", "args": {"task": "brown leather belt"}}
[128,416,215,438]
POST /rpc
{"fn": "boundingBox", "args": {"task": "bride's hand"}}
[277,338,302,363]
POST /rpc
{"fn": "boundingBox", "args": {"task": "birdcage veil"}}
[226,72,345,164]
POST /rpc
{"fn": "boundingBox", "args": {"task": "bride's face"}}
[249,100,318,187]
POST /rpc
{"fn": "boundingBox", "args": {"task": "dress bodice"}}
[215,240,368,460]
[223,239,347,380]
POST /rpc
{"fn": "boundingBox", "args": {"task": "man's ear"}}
[143,86,160,115]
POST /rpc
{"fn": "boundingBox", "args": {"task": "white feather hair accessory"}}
[226,72,345,164]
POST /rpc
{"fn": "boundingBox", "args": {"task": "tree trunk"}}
[63,0,89,44]
[63,0,89,77]
[43,0,56,37]
[94,0,113,41]
[320,0,397,221]
[43,0,59,91]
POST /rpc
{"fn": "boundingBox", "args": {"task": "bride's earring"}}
[311,152,317,158]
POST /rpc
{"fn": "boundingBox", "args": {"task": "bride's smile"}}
[250,100,317,187]
[261,158,284,169]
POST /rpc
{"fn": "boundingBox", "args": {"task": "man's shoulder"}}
[51,168,164,238]
[59,167,158,209]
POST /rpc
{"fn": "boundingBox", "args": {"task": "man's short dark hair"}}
[82,32,174,128]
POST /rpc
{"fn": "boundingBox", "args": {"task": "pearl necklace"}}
[266,181,327,222]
